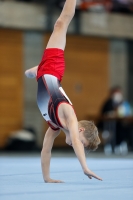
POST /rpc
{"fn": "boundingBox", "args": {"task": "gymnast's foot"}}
[25,66,38,78]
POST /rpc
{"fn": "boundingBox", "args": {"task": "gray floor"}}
[0,152,133,200]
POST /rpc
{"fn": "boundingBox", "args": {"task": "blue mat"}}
[0,153,133,200]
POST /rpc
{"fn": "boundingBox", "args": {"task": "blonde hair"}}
[78,120,101,151]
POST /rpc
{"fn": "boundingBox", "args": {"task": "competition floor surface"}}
[0,151,133,200]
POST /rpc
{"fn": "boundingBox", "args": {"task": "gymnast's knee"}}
[54,19,64,30]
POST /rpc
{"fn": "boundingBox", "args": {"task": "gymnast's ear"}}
[79,127,85,132]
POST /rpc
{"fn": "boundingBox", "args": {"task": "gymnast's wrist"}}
[83,167,90,174]
[44,177,51,182]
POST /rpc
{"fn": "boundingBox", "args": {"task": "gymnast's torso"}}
[36,48,73,130]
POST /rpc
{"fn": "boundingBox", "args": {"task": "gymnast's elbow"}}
[41,147,51,157]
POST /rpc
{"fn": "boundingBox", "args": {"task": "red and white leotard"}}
[37,48,65,82]
[36,48,74,130]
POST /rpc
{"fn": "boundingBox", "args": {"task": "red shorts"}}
[37,48,65,82]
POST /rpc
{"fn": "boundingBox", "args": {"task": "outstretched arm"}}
[69,120,102,180]
[41,128,62,183]
[25,66,38,78]
[64,107,102,181]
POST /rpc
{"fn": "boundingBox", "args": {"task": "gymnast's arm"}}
[41,127,63,183]
[66,114,102,181]
[25,66,38,78]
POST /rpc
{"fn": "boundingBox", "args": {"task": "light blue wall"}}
[109,40,128,98]
[23,32,44,147]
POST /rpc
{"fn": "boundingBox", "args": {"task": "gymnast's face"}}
[65,128,89,148]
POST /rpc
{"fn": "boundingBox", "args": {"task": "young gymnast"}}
[25,0,102,183]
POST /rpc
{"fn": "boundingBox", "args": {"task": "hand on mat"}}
[45,178,64,183]
[84,169,102,181]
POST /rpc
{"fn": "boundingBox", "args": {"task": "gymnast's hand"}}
[84,169,102,181]
[45,178,64,183]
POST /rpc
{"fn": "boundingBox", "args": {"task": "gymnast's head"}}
[78,120,101,151]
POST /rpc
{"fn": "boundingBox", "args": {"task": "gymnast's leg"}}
[25,0,77,78]
[46,0,77,50]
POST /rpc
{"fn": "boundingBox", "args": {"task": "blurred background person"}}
[98,86,133,155]
[101,86,131,117]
